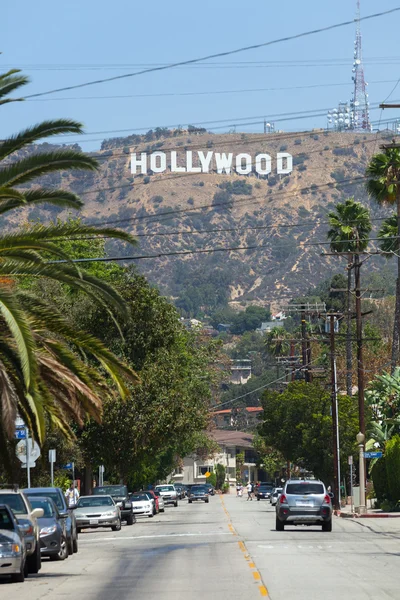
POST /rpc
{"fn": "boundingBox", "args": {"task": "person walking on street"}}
[247,481,253,501]
[65,482,79,507]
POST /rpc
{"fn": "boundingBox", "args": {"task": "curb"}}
[334,510,400,519]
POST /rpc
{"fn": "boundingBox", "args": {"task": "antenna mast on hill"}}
[350,0,371,131]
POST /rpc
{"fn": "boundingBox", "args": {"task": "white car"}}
[153,491,165,512]
[154,485,178,507]
[129,493,155,518]
[270,488,283,506]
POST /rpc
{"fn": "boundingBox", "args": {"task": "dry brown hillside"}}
[14,128,396,313]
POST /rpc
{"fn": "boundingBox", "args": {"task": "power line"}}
[25,8,400,99]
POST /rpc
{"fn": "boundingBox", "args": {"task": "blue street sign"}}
[364,451,383,459]
[14,429,26,440]
[63,463,73,469]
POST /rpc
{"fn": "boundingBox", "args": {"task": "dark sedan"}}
[188,485,209,504]
[28,497,68,561]
[255,485,273,501]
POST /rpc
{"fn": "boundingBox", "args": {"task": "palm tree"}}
[0,69,138,444]
[327,198,372,395]
[366,148,400,370]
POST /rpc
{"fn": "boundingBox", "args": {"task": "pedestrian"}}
[65,481,79,507]
[246,481,253,501]
[236,483,241,497]
[238,485,243,497]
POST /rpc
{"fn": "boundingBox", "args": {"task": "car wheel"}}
[275,517,284,532]
[51,536,69,561]
[257,497,260,501]
[73,533,78,553]
[11,563,24,583]
[205,499,209,503]
[67,535,74,555]
[148,513,154,518]
[174,501,178,507]
[322,519,332,532]
[27,542,41,574]
[111,519,122,531]
[188,500,192,504]
[126,513,134,526]
[160,508,165,512]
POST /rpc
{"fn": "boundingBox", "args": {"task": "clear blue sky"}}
[2,0,400,149]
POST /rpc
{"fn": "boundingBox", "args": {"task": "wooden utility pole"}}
[354,254,365,438]
[329,314,341,511]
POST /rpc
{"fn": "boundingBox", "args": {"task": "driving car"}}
[270,488,283,506]
[174,484,186,499]
[28,496,68,561]
[73,495,121,532]
[153,490,165,512]
[188,485,210,503]
[92,485,135,525]
[255,484,274,501]
[154,485,178,507]
[0,504,27,583]
[23,486,79,555]
[0,489,43,574]
[129,493,155,518]
[275,480,333,532]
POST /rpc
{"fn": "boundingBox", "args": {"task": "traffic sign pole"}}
[25,427,30,488]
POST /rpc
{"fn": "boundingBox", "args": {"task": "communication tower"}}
[350,0,371,131]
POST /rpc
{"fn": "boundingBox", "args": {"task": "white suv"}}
[154,485,178,507]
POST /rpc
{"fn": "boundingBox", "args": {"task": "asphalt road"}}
[1,494,399,599]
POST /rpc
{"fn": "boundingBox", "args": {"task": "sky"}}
[2,0,400,150]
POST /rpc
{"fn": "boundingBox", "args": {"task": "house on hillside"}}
[230,359,252,384]
[256,321,284,335]
[171,429,261,489]
[212,406,263,429]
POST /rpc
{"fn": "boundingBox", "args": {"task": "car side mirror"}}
[69,504,77,510]
[59,512,69,518]
[124,502,132,510]
[31,508,44,519]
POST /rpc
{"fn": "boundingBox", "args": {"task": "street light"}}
[356,431,366,514]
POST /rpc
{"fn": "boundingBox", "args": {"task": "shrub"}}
[151,195,163,203]
[123,147,130,154]
[206,472,217,488]
[216,464,226,489]
[280,144,288,152]
[371,456,388,503]
[324,146,330,151]
[219,179,252,195]
[206,140,213,148]
[187,197,194,205]
[386,435,400,502]
[294,139,302,145]
[143,176,150,184]
[298,164,307,172]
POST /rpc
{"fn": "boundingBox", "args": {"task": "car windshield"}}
[29,498,54,517]
[93,486,126,497]
[192,486,207,492]
[259,486,272,490]
[77,496,114,508]
[130,494,150,501]
[0,508,14,530]
[156,486,174,492]
[0,494,26,515]
[25,490,63,510]
[154,491,161,497]
[286,483,325,495]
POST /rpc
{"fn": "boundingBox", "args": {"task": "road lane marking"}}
[249,562,256,568]
[238,541,246,552]
[79,531,232,543]
[253,571,261,581]
[259,585,269,596]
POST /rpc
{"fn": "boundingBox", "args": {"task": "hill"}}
[14,128,397,315]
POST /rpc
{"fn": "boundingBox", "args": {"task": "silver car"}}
[270,487,283,506]
[275,480,332,531]
[154,485,178,507]
[73,495,121,532]
[0,504,27,583]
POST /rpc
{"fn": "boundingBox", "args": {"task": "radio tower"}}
[350,0,371,131]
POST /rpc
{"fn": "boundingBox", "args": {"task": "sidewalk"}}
[334,502,400,519]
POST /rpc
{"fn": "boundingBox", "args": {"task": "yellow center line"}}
[219,495,270,598]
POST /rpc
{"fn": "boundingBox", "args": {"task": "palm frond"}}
[0,358,19,436]
[0,150,98,188]
[0,120,87,161]
[0,222,137,246]
[378,214,399,255]
[0,69,29,103]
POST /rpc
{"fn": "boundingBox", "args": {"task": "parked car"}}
[0,489,43,574]
[174,484,185,499]
[129,493,155,518]
[153,490,165,512]
[154,485,178,507]
[255,484,274,501]
[188,485,210,504]
[92,485,135,525]
[270,488,283,506]
[23,487,79,555]
[0,504,28,583]
[276,480,333,532]
[27,496,68,561]
[140,490,159,514]
[73,495,121,532]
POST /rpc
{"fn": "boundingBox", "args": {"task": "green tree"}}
[327,198,372,395]
[265,327,291,358]
[385,434,400,503]
[215,464,226,489]
[0,69,138,448]
[366,149,400,369]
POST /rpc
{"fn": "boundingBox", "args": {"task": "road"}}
[1,494,399,599]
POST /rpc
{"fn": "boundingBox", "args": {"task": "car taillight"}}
[279,494,287,504]
[323,494,331,504]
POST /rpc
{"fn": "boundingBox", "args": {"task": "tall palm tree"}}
[0,69,138,444]
[327,198,372,395]
[366,148,400,370]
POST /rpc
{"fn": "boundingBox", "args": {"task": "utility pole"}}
[329,314,341,510]
[301,305,309,382]
[354,254,365,438]
[346,261,353,396]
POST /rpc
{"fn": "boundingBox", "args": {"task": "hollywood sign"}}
[130,151,293,175]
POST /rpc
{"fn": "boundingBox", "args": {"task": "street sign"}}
[22,462,36,469]
[63,463,73,469]
[348,455,353,465]
[364,451,383,459]
[205,471,211,478]
[14,429,26,440]
[16,439,41,464]
[49,449,56,463]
